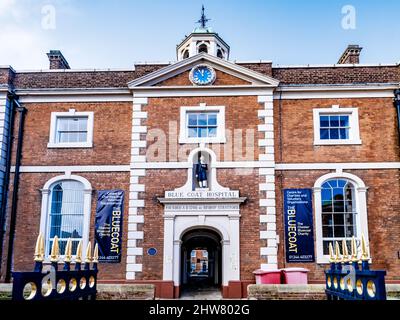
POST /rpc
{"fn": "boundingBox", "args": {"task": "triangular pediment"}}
[128,53,279,88]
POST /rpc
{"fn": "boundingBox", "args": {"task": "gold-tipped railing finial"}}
[342,239,349,263]
[50,236,60,263]
[351,236,358,262]
[85,242,92,263]
[93,243,99,264]
[361,234,369,261]
[34,233,44,262]
[335,241,342,263]
[328,242,335,263]
[64,238,72,263]
[75,240,83,263]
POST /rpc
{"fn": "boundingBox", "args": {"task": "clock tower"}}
[177,6,230,61]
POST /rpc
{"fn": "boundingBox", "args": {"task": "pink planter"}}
[281,268,309,284]
[253,269,282,284]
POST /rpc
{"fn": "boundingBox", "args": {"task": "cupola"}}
[177,6,230,61]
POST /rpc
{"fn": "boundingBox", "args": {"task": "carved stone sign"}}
[165,190,239,199]
[165,204,240,212]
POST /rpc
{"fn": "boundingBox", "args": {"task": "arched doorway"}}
[180,228,222,293]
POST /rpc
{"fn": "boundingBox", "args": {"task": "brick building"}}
[0,10,400,299]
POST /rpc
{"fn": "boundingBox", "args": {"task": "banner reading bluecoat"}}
[95,190,124,263]
[283,189,315,263]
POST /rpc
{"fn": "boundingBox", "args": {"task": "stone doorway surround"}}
[158,147,246,298]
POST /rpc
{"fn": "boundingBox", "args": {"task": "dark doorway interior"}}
[181,228,222,293]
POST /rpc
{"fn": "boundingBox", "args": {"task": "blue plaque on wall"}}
[147,248,157,256]
[283,189,315,263]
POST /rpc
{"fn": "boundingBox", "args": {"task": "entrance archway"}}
[180,228,222,293]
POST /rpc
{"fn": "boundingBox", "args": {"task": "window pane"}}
[333,214,344,225]
[330,116,339,127]
[78,118,88,131]
[323,226,333,237]
[198,114,207,126]
[57,119,68,131]
[334,201,345,213]
[339,116,349,127]
[322,202,332,213]
[188,114,197,126]
[320,129,329,140]
[78,132,87,142]
[339,128,349,139]
[188,128,197,138]
[69,118,79,131]
[208,127,217,137]
[330,129,339,139]
[320,116,329,128]
[322,214,333,226]
[334,226,345,237]
[208,114,217,126]
[198,127,208,137]
[68,133,79,143]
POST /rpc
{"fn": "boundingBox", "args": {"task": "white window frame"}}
[179,104,226,144]
[313,172,369,264]
[48,109,94,148]
[39,174,92,261]
[313,105,362,145]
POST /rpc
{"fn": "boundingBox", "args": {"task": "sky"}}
[0,0,399,69]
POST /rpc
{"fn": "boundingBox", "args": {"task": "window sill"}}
[314,139,362,146]
[47,142,93,149]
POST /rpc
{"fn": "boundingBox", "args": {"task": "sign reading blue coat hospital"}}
[95,190,124,263]
[283,189,315,263]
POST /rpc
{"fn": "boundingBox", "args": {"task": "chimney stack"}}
[337,45,363,64]
[47,50,71,69]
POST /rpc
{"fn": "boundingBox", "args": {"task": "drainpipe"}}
[395,89,400,145]
[4,100,26,282]
[0,92,16,275]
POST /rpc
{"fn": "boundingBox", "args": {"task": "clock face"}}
[190,65,216,85]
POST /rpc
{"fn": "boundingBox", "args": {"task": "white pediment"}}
[128,52,279,88]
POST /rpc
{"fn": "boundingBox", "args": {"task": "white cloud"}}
[0,0,81,69]
[0,26,50,69]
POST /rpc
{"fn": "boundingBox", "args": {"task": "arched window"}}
[321,179,356,255]
[314,172,369,263]
[40,175,92,258]
[217,49,224,59]
[183,50,189,59]
[198,44,208,54]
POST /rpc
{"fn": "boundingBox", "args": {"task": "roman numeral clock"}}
[189,64,216,85]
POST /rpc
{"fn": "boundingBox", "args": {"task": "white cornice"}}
[274,83,399,99]
[128,52,280,88]
[132,86,274,98]
[273,63,399,68]
[15,88,132,103]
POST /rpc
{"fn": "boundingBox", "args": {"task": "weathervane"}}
[197,5,210,28]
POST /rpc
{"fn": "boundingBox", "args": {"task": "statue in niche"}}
[195,154,208,188]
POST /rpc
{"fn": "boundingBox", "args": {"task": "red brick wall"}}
[145,96,261,162]
[274,98,400,163]
[275,169,400,282]
[272,65,399,84]
[11,102,132,166]
[1,172,130,281]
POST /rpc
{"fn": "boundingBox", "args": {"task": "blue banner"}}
[95,190,124,263]
[283,189,315,263]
